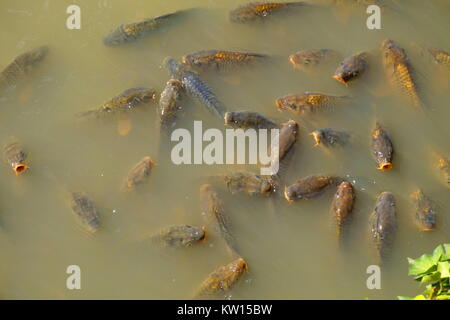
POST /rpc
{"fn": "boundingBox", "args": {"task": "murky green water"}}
[0,0,449,299]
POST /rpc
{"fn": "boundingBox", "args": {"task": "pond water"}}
[0,0,449,299]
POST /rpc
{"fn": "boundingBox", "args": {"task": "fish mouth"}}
[275,99,286,110]
[378,162,393,171]
[288,55,299,67]
[14,163,29,174]
[333,74,348,86]
[284,188,294,202]
[309,132,321,146]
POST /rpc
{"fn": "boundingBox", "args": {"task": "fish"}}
[182,50,267,71]
[159,79,184,134]
[165,58,226,119]
[289,49,338,72]
[194,257,248,297]
[76,87,157,119]
[428,48,450,67]
[284,175,336,201]
[310,128,349,148]
[229,1,308,23]
[3,140,29,175]
[216,171,274,196]
[69,192,101,233]
[410,189,436,231]
[224,111,278,130]
[148,225,206,247]
[333,52,368,86]
[435,154,450,187]
[330,181,355,236]
[380,39,422,109]
[371,122,393,171]
[275,92,350,114]
[276,119,298,162]
[199,184,239,255]
[0,46,48,91]
[369,192,396,262]
[122,156,156,190]
[103,10,189,46]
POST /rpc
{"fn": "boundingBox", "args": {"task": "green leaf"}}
[441,244,450,261]
[412,295,427,300]
[438,261,450,278]
[435,295,450,300]
[398,296,414,300]
[421,272,441,284]
[408,254,437,276]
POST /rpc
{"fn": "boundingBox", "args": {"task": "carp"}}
[165,58,226,119]
[369,192,396,261]
[122,156,156,190]
[371,122,393,171]
[216,171,274,196]
[194,257,248,297]
[428,48,450,67]
[275,92,350,114]
[69,192,101,233]
[276,119,298,161]
[229,1,308,23]
[76,87,157,119]
[436,154,450,187]
[149,225,205,247]
[224,110,278,130]
[380,39,422,108]
[3,140,29,174]
[310,128,349,148]
[289,49,338,72]
[330,181,355,236]
[0,46,48,91]
[182,50,267,71]
[103,10,189,46]
[284,175,336,201]
[410,189,436,231]
[333,52,368,86]
[159,79,184,133]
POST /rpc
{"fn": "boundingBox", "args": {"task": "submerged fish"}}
[0,46,48,91]
[428,48,450,67]
[148,225,205,248]
[103,10,189,46]
[122,156,156,190]
[371,122,393,171]
[289,49,338,72]
[333,52,368,86]
[224,110,278,130]
[435,154,450,187]
[165,58,226,119]
[380,39,422,108]
[194,257,248,297]
[199,184,239,255]
[229,1,308,23]
[276,119,298,162]
[410,189,436,231]
[182,50,267,71]
[215,171,274,196]
[76,87,157,119]
[331,181,355,237]
[310,128,349,148]
[284,175,336,201]
[3,140,29,175]
[369,192,396,261]
[69,192,101,233]
[159,79,184,134]
[276,92,350,114]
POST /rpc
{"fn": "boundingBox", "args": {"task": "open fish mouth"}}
[378,162,393,171]
[333,74,348,86]
[13,163,29,174]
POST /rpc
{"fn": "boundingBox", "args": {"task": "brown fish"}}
[3,140,29,174]
[369,192,396,261]
[289,49,338,72]
[284,175,336,201]
[182,50,267,71]
[333,52,368,86]
[69,192,101,233]
[149,225,206,247]
[122,156,156,190]
[410,189,436,231]
[275,119,298,162]
[199,184,239,255]
[218,171,274,196]
[229,2,308,23]
[436,154,450,187]
[224,110,278,130]
[275,92,350,114]
[428,48,450,67]
[380,39,422,108]
[159,79,184,133]
[0,46,48,91]
[310,128,349,148]
[194,257,248,297]
[330,181,355,236]
[371,122,393,171]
